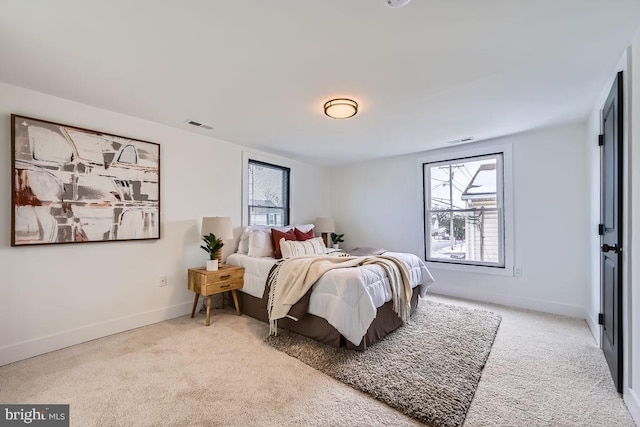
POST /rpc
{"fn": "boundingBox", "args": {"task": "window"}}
[423,152,506,268]
[247,159,290,226]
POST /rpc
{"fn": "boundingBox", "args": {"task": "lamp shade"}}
[315,217,335,233]
[201,217,233,240]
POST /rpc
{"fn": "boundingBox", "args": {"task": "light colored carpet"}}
[266,301,501,427]
[0,294,635,426]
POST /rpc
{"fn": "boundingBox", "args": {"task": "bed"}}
[226,226,434,350]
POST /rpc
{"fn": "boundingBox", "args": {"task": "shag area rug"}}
[266,301,501,427]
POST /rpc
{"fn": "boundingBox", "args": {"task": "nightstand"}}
[188,264,244,326]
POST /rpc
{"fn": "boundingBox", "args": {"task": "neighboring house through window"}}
[420,143,514,275]
[247,159,290,226]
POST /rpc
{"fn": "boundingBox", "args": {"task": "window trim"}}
[242,151,293,227]
[423,152,505,268]
[417,142,515,276]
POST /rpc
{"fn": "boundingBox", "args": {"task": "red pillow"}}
[271,228,297,259]
[294,227,314,241]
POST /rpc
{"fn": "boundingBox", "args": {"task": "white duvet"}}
[226,252,434,345]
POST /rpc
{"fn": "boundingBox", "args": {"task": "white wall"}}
[330,123,590,317]
[0,82,331,366]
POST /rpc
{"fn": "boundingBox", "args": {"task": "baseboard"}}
[429,285,587,319]
[0,301,193,367]
[584,309,601,347]
[624,387,640,425]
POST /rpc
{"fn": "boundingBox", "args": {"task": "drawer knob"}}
[220,275,231,280]
[220,284,231,289]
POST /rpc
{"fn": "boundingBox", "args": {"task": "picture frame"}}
[11,114,161,246]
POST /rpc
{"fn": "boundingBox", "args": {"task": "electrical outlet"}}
[159,275,167,287]
[514,266,522,277]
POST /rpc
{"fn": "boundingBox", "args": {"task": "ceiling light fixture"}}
[387,0,411,8]
[323,98,358,119]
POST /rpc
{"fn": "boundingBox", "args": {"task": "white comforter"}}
[226,252,434,345]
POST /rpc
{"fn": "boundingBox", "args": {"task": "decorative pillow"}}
[237,234,249,254]
[294,227,314,241]
[238,224,314,255]
[247,229,275,257]
[272,224,313,233]
[280,237,327,259]
[271,228,297,259]
[237,225,271,254]
[291,223,314,233]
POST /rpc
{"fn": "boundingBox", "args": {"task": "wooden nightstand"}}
[188,264,244,326]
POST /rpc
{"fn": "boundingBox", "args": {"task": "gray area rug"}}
[266,300,501,427]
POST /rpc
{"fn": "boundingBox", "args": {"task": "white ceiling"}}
[2,1,640,165]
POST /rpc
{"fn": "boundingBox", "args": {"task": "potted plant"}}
[330,232,344,249]
[201,233,224,271]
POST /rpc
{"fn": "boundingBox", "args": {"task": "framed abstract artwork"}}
[11,114,161,246]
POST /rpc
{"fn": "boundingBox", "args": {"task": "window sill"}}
[425,260,515,277]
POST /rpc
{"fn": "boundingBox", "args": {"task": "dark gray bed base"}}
[238,288,420,350]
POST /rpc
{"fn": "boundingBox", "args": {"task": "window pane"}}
[429,158,495,212]
[424,154,503,267]
[248,160,289,226]
[248,207,287,226]
[427,208,501,263]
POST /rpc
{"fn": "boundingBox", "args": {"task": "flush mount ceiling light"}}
[323,98,358,119]
[387,0,411,8]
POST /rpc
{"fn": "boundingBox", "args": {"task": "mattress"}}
[226,252,434,345]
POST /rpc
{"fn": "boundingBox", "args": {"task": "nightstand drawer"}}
[205,268,244,283]
[202,278,243,295]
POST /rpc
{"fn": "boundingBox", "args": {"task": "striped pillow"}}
[279,237,327,258]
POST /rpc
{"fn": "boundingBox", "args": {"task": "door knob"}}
[601,243,620,253]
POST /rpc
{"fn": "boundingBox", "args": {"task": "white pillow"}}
[237,225,271,254]
[247,229,275,257]
[280,237,327,258]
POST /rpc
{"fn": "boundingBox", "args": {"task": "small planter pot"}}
[333,244,340,250]
[206,259,219,271]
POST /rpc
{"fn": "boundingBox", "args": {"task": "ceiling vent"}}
[446,136,475,145]
[185,119,214,131]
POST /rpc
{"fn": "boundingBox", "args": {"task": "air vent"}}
[184,119,214,131]
[446,136,475,145]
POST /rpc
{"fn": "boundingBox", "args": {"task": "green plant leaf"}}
[330,232,345,243]
[201,233,224,259]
